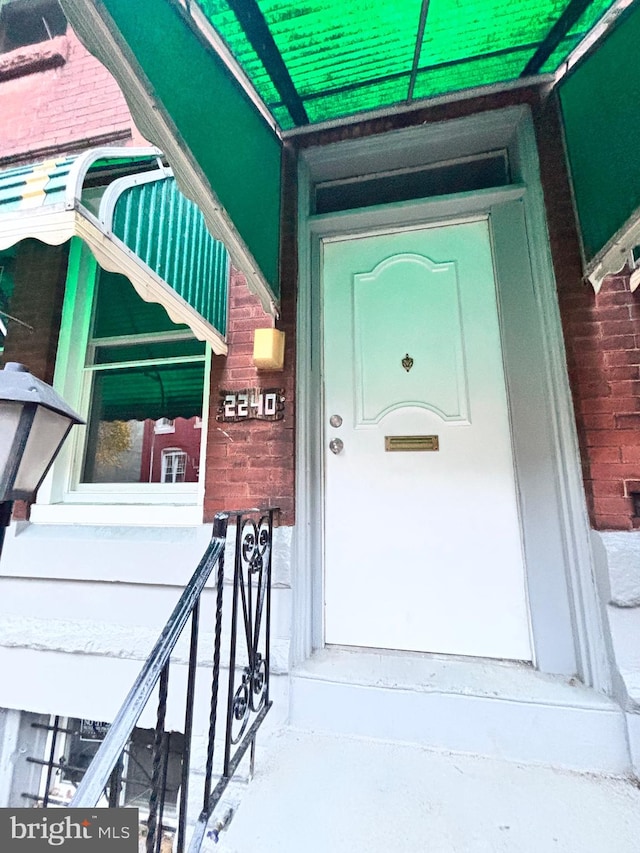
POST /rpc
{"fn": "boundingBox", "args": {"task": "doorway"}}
[322,219,531,659]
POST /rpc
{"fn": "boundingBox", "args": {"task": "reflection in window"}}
[81,270,205,484]
[154,417,175,434]
[161,449,187,483]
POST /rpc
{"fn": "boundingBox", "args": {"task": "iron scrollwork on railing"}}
[67,507,277,853]
[198,510,275,851]
[226,513,272,753]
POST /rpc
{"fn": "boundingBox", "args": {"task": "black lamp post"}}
[0,362,84,557]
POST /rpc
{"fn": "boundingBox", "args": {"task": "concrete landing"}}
[207,729,640,853]
[288,648,629,773]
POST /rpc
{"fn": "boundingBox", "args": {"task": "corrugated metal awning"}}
[0,147,229,354]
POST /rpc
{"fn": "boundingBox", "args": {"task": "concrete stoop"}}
[207,728,640,853]
[288,648,630,774]
[197,648,640,852]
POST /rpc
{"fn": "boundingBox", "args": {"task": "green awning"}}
[560,2,640,290]
[60,0,626,299]
[63,0,622,130]
[0,148,229,352]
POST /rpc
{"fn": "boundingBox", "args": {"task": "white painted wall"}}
[0,519,293,802]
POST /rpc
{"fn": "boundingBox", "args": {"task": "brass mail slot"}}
[385,435,439,452]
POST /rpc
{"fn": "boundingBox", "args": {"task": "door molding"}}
[295,106,612,691]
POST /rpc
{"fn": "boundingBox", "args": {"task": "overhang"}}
[559,1,640,291]
[59,0,633,297]
[0,148,229,354]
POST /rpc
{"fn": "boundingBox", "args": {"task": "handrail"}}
[67,507,277,853]
[70,516,228,809]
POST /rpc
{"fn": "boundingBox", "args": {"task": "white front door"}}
[322,219,532,660]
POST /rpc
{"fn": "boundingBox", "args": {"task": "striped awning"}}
[0,147,229,353]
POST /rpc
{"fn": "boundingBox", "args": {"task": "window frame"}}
[161,448,188,483]
[32,238,211,525]
[0,0,68,54]
[154,417,176,434]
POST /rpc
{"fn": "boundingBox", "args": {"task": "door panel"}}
[322,219,532,660]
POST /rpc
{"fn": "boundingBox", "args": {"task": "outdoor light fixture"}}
[253,328,285,371]
[0,362,84,555]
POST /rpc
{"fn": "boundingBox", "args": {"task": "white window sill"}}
[29,502,204,527]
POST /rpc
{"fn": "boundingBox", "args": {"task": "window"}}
[22,715,184,834]
[313,151,509,214]
[154,417,175,434]
[161,449,187,483]
[80,268,206,486]
[34,239,211,521]
[0,0,67,53]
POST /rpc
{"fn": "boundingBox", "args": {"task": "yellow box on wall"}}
[253,328,285,370]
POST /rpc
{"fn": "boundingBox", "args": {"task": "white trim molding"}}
[295,106,612,693]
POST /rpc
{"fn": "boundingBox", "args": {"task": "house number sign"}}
[217,388,285,422]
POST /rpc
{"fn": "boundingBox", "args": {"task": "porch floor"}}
[209,727,640,853]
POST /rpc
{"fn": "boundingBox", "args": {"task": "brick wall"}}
[561,272,640,530]
[0,21,300,526]
[0,28,146,166]
[204,268,295,526]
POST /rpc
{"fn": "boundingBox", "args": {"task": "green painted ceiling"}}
[195,0,620,129]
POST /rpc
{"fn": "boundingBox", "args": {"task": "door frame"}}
[294,105,611,690]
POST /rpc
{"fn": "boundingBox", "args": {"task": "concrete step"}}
[288,648,629,774]
[599,531,640,606]
[207,728,640,853]
[608,604,640,708]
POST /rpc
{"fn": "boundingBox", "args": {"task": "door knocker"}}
[402,353,414,372]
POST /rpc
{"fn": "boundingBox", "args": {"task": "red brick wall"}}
[204,268,295,525]
[560,272,640,530]
[0,28,146,167]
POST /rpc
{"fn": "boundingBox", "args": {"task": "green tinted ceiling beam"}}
[223,0,309,125]
[407,0,431,102]
[521,0,596,75]
[271,41,542,111]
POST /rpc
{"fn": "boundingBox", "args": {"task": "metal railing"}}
[69,507,277,853]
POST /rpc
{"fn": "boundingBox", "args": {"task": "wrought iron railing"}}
[68,507,277,853]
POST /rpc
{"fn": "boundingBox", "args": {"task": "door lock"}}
[329,438,344,455]
[329,414,343,428]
